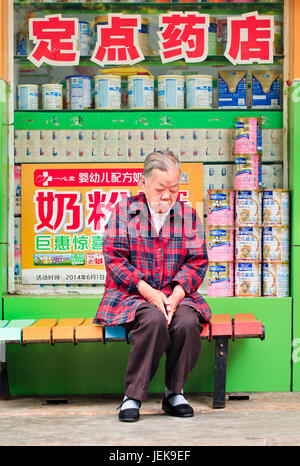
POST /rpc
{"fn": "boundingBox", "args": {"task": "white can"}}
[158,75,184,109]
[94,75,121,109]
[128,75,154,109]
[263,189,290,225]
[235,226,262,261]
[263,262,289,297]
[66,76,92,110]
[17,85,39,110]
[235,261,261,297]
[42,84,63,110]
[186,75,213,109]
[235,189,262,225]
[78,21,91,56]
[263,225,290,262]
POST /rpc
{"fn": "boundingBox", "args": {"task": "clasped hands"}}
[137,280,185,327]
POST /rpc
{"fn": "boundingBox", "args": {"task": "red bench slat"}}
[210,314,232,337]
[233,313,263,338]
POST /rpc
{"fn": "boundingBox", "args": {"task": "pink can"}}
[207,225,234,261]
[234,154,261,190]
[233,117,262,156]
[207,262,234,297]
[207,189,234,226]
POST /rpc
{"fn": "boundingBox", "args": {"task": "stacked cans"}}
[206,189,235,297]
[206,188,290,298]
[233,117,262,190]
[235,190,263,297]
[262,189,290,297]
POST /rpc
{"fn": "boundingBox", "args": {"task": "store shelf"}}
[14,109,283,130]
[13,2,284,15]
[15,55,285,68]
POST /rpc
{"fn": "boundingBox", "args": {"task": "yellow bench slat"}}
[22,319,58,343]
[75,318,104,342]
[52,318,85,342]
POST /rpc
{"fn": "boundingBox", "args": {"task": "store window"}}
[11,0,287,299]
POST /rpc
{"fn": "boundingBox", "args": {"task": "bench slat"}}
[75,318,103,342]
[0,320,8,329]
[22,319,58,343]
[105,325,126,342]
[210,314,232,337]
[0,320,36,343]
[52,318,85,342]
[233,313,263,338]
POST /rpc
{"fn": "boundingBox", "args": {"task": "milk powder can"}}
[235,189,262,225]
[235,226,262,261]
[208,17,217,55]
[234,154,262,190]
[263,262,289,297]
[66,76,92,110]
[42,84,63,110]
[207,261,234,297]
[263,189,290,225]
[158,75,184,109]
[233,117,262,156]
[207,189,234,225]
[207,225,234,261]
[94,75,121,109]
[263,225,290,262]
[235,261,261,297]
[186,75,213,109]
[78,21,91,56]
[17,84,39,110]
[128,75,154,109]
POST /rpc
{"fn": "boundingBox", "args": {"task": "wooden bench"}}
[0,313,265,409]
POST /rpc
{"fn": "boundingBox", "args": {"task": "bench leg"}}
[213,336,229,409]
[0,342,10,400]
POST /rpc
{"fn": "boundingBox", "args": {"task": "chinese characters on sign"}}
[224,12,274,65]
[92,14,144,66]
[28,11,275,67]
[158,12,209,64]
[28,14,80,67]
[21,163,203,285]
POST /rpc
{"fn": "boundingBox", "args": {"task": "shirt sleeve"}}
[102,201,145,294]
[171,210,208,295]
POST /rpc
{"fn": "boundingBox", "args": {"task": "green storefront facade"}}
[0,1,298,397]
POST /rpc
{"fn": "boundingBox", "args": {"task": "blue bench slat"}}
[0,320,9,328]
[104,325,126,341]
[0,319,36,342]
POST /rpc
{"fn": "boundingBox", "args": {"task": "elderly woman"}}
[94,151,211,422]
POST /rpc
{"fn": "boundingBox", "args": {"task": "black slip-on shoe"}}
[118,399,141,422]
[162,393,194,418]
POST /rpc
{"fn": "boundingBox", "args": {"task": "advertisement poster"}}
[21,163,203,285]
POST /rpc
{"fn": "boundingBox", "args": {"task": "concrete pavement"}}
[1,392,300,446]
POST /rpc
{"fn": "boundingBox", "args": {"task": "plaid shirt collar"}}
[128,192,184,221]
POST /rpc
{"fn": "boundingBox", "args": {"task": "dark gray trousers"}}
[122,303,203,402]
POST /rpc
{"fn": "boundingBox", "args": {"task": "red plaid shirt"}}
[94,192,211,325]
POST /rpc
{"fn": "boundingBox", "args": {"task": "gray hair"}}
[142,151,181,180]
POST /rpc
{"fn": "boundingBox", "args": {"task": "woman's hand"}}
[166,284,186,327]
[137,280,169,319]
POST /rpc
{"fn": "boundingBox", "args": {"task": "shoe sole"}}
[162,406,194,418]
[119,417,139,422]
